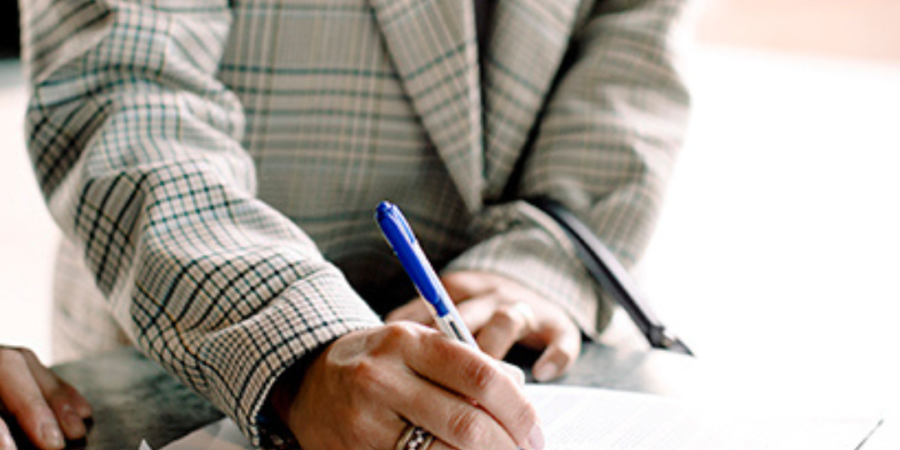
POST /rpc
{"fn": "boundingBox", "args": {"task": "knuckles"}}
[459,356,498,396]
[340,328,412,398]
[448,408,489,448]
[368,322,420,356]
[345,358,383,389]
[491,307,520,330]
[381,321,419,342]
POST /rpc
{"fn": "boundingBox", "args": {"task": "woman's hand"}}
[0,346,92,450]
[387,271,582,382]
[270,322,544,450]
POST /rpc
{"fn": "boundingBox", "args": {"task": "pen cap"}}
[376,201,416,245]
[375,201,451,317]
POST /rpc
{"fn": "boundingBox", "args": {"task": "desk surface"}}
[37,343,700,450]
[7,339,897,449]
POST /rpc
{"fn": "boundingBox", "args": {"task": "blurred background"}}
[2,0,899,423]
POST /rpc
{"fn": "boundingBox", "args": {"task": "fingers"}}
[281,323,541,450]
[388,373,519,450]
[404,331,543,450]
[456,298,527,359]
[0,418,16,450]
[451,297,495,332]
[532,320,581,382]
[278,323,544,450]
[440,272,488,300]
[29,357,92,417]
[0,350,65,450]
[442,271,583,382]
[19,350,92,439]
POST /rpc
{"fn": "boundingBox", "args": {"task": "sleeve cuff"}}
[194,268,383,448]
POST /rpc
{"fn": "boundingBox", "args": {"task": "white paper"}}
[526,385,881,450]
[157,417,250,450]
[155,385,882,450]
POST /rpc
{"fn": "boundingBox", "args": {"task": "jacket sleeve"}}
[20,0,382,444]
[446,0,693,338]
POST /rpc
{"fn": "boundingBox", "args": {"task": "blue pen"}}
[375,201,478,347]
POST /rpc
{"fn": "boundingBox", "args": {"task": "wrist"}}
[257,357,315,450]
[267,342,332,424]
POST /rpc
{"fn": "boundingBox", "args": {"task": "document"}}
[148,385,882,450]
[527,385,881,449]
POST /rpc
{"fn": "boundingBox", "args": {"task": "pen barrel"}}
[405,245,477,347]
[404,244,450,316]
[435,307,478,348]
[376,201,478,347]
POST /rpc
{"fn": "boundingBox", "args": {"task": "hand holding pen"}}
[383,202,583,383]
[267,203,544,450]
[375,201,545,450]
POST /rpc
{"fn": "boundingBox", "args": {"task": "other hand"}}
[270,322,544,450]
[387,271,581,382]
[0,346,92,450]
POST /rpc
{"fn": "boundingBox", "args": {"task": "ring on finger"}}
[395,424,435,450]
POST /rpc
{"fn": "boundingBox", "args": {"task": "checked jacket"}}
[20,0,692,445]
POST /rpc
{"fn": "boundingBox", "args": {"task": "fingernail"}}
[74,402,92,419]
[532,362,559,382]
[528,424,545,450]
[61,403,89,432]
[41,422,64,449]
[63,411,87,439]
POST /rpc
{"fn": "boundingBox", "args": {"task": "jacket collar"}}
[481,0,582,199]
[369,0,484,211]
[370,0,581,210]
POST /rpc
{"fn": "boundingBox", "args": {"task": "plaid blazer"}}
[21,0,691,444]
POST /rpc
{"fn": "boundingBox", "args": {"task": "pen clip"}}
[376,201,417,246]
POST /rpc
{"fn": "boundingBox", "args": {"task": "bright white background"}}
[0,60,58,362]
[642,47,900,416]
[2,0,899,424]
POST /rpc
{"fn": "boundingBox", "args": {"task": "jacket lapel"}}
[481,0,581,199]
[369,0,484,212]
